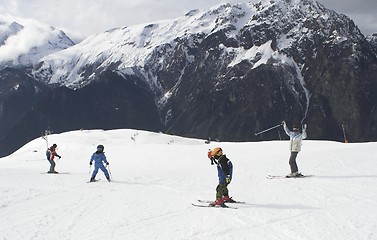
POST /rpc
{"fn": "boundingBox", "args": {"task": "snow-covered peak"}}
[32,0,364,90]
[367,33,377,45]
[0,13,75,68]
[32,4,254,88]
[249,0,360,37]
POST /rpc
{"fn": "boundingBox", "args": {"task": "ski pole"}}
[88,165,92,179]
[254,123,283,136]
[342,123,348,143]
[107,164,112,179]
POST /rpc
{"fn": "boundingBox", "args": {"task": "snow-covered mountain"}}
[30,0,377,139]
[0,13,75,68]
[32,0,366,91]
[0,13,75,157]
[0,0,376,157]
[1,129,377,240]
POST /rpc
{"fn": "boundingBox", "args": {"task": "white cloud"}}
[0,14,53,63]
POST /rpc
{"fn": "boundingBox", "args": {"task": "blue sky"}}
[0,0,375,41]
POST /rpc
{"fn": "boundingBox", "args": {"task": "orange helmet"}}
[210,147,223,159]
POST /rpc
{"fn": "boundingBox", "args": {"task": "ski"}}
[41,172,70,174]
[87,179,101,183]
[198,199,245,204]
[191,203,237,209]
[267,174,314,179]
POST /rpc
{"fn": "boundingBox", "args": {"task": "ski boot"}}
[210,198,226,207]
[222,196,236,203]
[286,172,303,178]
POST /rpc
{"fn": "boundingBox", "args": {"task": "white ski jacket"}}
[284,124,307,152]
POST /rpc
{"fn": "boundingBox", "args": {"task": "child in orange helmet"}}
[207,147,234,206]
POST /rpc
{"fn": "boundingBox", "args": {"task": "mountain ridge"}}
[0,0,376,157]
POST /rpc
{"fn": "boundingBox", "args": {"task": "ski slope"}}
[1,129,376,240]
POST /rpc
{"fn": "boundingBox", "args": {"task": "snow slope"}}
[1,129,377,240]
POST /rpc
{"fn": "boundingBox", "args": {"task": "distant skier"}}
[46,143,61,174]
[207,147,234,206]
[282,121,307,177]
[89,145,110,182]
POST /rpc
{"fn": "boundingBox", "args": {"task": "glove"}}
[207,150,212,159]
[106,162,109,165]
[303,124,307,130]
[59,156,62,159]
[282,121,286,126]
[208,150,215,165]
[90,162,92,165]
[225,176,231,184]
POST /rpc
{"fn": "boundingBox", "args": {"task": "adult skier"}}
[89,145,111,182]
[46,143,61,173]
[283,121,307,177]
[207,147,234,206]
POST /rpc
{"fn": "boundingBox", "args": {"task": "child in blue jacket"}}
[89,145,110,182]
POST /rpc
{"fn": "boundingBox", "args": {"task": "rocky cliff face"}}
[1,0,376,156]
[0,68,50,148]
[157,0,377,142]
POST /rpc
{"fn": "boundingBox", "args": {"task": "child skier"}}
[282,121,307,177]
[89,145,111,182]
[207,147,234,206]
[46,143,61,173]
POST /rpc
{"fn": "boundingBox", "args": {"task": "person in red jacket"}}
[46,143,61,173]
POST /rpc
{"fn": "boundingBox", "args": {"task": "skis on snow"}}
[267,174,314,179]
[197,199,245,204]
[41,172,70,174]
[191,203,237,209]
[86,179,101,183]
[192,199,245,209]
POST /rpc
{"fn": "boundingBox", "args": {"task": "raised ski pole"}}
[254,123,283,136]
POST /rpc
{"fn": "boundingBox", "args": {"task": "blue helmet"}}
[97,145,104,152]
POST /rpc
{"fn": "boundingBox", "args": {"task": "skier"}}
[282,121,307,177]
[207,147,234,206]
[89,145,111,182]
[46,143,61,173]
